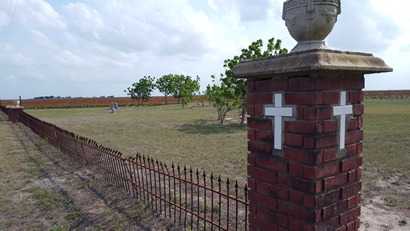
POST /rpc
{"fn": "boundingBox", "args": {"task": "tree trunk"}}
[240,103,246,127]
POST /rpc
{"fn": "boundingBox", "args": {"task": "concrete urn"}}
[283,0,341,52]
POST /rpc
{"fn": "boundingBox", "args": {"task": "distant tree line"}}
[125,37,288,120]
[125,75,200,109]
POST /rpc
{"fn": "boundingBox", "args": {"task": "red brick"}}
[356,168,362,180]
[322,201,347,220]
[304,189,340,209]
[289,163,303,177]
[248,166,277,183]
[248,129,256,141]
[249,140,273,155]
[303,216,339,231]
[341,156,363,172]
[324,91,341,104]
[341,182,362,199]
[284,92,325,105]
[256,205,289,227]
[284,133,304,147]
[339,207,361,225]
[279,173,322,194]
[249,190,278,209]
[249,214,279,231]
[357,143,363,154]
[304,106,333,120]
[355,218,361,230]
[322,148,338,163]
[283,148,322,165]
[255,155,288,172]
[346,130,363,145]
[304,77,344,91]
[346,221,356,231]
[248,153,256,165]
[295,106,305,119]
[344,76,365,90]
[257,180,289,200]
[284,121,320,134]
[256,130,273,142]
[248,80,255,93]
[248,92,273,104]
[288,77,304,90]
[247,117,273,130]
[248,104,255,116]
[323,120,338,133]
[255,78,287,92]
[347,170,357,183]
[304,161,340,179]
[347,118,359,131]
[352,104,364,116]
[278,201,320,222]
[335,226,347,231]
[347,195,359,209]
[289,190,304,204]
[348,91,364,104]
[324,173,348,190]
[289,217,303,230]
[345,144,358,156]
[248,178,256,190]
[304,135,338,149]
[255,104,264,116]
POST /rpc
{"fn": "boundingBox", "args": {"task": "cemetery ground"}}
[0,99,408,230]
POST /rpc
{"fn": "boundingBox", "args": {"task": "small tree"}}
[156,74,175,104]
[125,76,156,106]
[206,75,239,124]
[169,74,200,109]
[180,75,200,109]
[223,38,288,126]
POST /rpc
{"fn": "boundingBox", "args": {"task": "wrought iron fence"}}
[12,109,248,230]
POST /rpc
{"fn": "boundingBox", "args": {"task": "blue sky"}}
[0,0,409,99]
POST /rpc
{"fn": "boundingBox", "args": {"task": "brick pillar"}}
[233,50,392,231]
[6,106,24,123]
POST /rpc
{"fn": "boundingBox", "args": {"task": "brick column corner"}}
[234,49,392,231]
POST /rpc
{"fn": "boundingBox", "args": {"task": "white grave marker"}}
[265,94,293,150]
[333,91,353,150]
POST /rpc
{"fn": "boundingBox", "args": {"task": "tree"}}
[180,76,200,109]
[170,75,200,109]
[156,74,175,104]
[222,38,288,126]
[206,75,239,124]
[124,76,156,106]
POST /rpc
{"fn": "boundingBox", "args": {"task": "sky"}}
[0,0,409,99]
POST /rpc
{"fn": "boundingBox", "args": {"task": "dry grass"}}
[26,104,248,183]
[26,99,410,185]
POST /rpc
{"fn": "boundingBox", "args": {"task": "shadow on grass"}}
[177,119,246,135]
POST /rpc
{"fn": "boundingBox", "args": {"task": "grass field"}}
[26,99,410,184]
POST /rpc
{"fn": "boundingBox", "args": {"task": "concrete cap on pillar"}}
[233,49,393,79]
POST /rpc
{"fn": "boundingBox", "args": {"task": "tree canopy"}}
[124,76,156,106]
[207,38,288,125]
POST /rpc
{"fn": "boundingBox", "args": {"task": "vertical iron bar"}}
[245,183,248,231]
[183,166,188,228]
[178,164,182,226]
[218,176,222,229]
[210,173,214,231]
[196,169,200,230]
[235,181,239,230]
[203,171,207,230]
[190,168,194,229]
[226,178,230,231]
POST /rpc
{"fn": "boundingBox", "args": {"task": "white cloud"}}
[0,0,408,99]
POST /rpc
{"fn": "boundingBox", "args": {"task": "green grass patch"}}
[363,99,410,177]
[30,187,62,209]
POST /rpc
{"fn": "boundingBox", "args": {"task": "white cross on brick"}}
[265,93,293,150]
[333,91,353,150]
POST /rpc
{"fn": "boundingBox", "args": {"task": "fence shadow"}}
[177,119,246,135]
[1,107,249,231]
